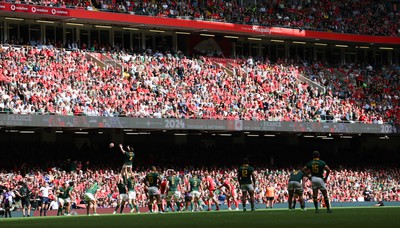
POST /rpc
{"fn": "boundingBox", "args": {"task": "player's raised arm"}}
[119,144,126,154]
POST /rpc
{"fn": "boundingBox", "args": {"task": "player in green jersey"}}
[238,158,256,211]
[189,173,203,212]
[63,182,74,216]
[166,171,182,212]
[113,175,128,214]
[56,182,68,216]
[303,150,332,213]
[119,144,135,175]
[127,173,140,213]
[84,179,100,216]
[144,166,163,213]
[287,169,308,211]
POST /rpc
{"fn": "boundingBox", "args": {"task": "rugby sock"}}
[40,208,43,216]
[313,198,318,210]
[135,205,139,212]
[115,205,120,213]
[148,204,152,212]
[234,200,239,209]
[120,205,124,213]
[57,208,62,215]
[129,204,133,209]
[44,208,47,216]
[176,203,181,211]
[324,197,330,210]
[167,201,172,210]
[292,199,297,209]
[288,196,293,209]
[158,204,162,212]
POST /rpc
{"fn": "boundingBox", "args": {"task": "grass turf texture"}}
[2,207,400,227]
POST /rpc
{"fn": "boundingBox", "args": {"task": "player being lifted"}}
[119,144,135,175]
[84,179,101,216]
[189,173,203,212]
[113,175,129,214]
[166,170,182,212]
[287,169,308,211]
[144,166,163,213]
[238,158,256,211]
[303,150,332,213]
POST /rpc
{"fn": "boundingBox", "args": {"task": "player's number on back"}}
[312,164,319,173]
[242,169,248,177]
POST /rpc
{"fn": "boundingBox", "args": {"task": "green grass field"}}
[2,207,400,227]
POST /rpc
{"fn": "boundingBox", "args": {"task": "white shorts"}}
[240,184,254,192]
[84,193,95,202]
[128,191,136,200]
[64,197,71,203]
[123,164,132,168]
[148,187,160,196]
[58,198,65,205]
[311,176,326,191]
[191,191,201,199]
[288,181,303,195]
[167,191,181,201]
[119,194,129,202]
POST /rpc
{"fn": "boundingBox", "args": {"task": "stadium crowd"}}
[1,160,399,215]
[5,0,400,36]
[0,45,398,123]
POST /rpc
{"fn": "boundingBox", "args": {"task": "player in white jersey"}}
[39,182,53,216]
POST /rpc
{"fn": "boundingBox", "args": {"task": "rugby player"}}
[189,173,203,212]
[238,158,256,211]
[287,169,308,211]
[127,173,140,213]
[39,182,53,216]
[64,182,74,216]
[303,150,332,213]
[113,175,128,214]
[119,144,135,175]
[217,176,239,210]
[84,179,100,216]
[166,171,182,212]
[144,166,163,213]
[204,172,220,211]
[56,182,68,216]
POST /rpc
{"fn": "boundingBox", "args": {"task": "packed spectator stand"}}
[0,45,398,123]
[6,0,400,37]
[1,159,399,212]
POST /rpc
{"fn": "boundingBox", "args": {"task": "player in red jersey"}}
[217,176,239,210]
[204,172,219,211]
[159,177,168,212]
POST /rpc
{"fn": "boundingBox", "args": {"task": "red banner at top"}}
[0,3,69,16]
[0,2,399,44]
